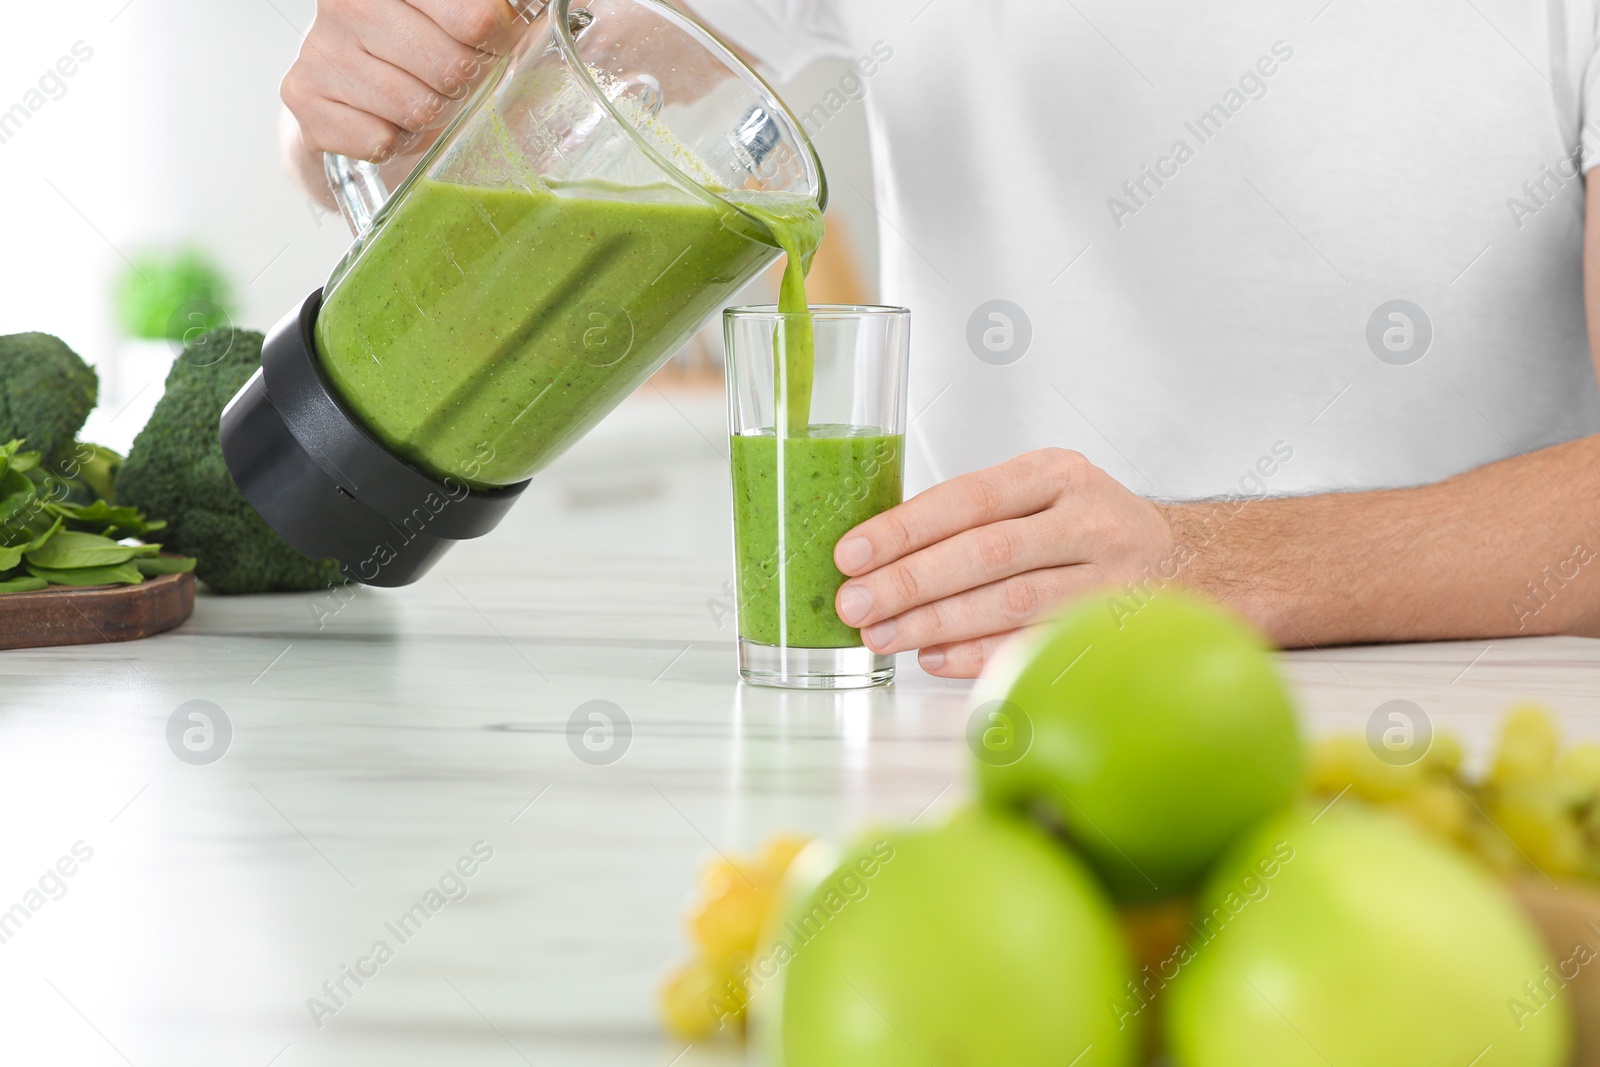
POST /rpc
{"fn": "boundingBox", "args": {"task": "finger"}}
[409,0,528,53]
[321,49,458,135]
[361,0,494,97]
[859,565,1104,655]
[835,449,1088,576]
[837,508,1100,628]
[918,631,1023,679]
[282,88,415,162]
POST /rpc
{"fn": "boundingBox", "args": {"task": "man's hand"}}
[833,448,1176,679]
[280,0,530,186]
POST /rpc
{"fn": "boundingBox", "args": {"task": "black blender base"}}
[219,289,528,587]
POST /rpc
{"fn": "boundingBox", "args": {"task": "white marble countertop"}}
[3,539,1599,1066]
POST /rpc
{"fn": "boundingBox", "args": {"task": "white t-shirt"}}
[691,0,1600,500]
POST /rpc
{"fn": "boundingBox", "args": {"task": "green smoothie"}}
[314,158,890,649]
[315,176,819,487]
[731,426,904,648]
[736,194,822,434]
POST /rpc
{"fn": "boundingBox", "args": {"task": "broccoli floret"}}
[0,333,98,469]
[117,328,343,595]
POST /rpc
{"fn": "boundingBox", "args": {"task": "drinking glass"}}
[724,306,911,688]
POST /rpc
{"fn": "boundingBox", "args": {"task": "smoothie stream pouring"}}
[219,0,825,586]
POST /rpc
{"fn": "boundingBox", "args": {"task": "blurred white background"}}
[0,0,878,560]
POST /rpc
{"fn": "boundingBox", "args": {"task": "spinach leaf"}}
[25,561,144,586]
[26,530,139,569]
[0,470,32,508]
[0,488,37,533]
[22,517,63,553]
[0,576,47,595]
[46,499,166,540]
[0,441,42,495]
[73,443,121,502]
[135,555,196,576]
[0,439,192,589]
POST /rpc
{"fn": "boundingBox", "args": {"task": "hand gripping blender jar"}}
[220,0,825,585]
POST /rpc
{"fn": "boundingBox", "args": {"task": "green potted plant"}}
[100,247,235,453]
[114,246,234,344]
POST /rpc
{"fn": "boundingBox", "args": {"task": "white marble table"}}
[2,540,1598,1066]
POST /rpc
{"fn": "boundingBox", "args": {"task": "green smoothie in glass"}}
[726,203,907,651]
[731,426,903,647]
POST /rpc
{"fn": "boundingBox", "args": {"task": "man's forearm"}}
[1165,434,1600,647]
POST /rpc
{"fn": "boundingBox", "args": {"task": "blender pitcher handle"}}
[323,153,390,237]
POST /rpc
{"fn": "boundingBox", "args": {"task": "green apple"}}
[1166,805,1571,1067]
[972,588,1302,901]
[753,809,1136,1067]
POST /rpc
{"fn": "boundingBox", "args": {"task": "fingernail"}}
[919,648,945,671]
[836,536,873,572]
[837,584,873,626]
[864,619,899,649]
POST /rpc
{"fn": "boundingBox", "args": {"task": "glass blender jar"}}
[220,0,825,586]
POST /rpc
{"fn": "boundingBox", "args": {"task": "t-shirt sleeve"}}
[687,0,852,84]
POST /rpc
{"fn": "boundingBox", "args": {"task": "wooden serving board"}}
[1511,876,1600,1066]
[0,571,195,650]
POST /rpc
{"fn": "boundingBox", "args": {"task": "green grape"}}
[1580,800,1600,871]
[1490,704,1560,788]
[1553,741,1600,807]
[1307,705,1600,885]
[1421,731,1464,776]
[1310,734,1435,802]
[1491,784,1587,877]
[1353,750,1429,802]
[1395,779,1469,843]
[1306,736,1365,795]
[1468,814,1527,873]
[1540,826,1587,876]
